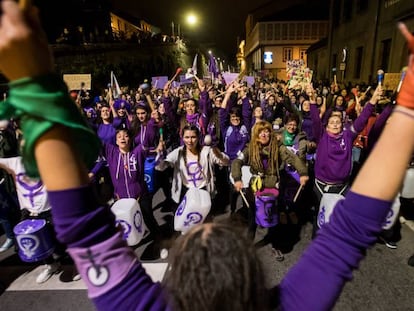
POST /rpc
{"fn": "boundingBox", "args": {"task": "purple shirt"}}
[311,103,375,183]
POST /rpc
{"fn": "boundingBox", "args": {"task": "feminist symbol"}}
[81,249,109,287]
[317,206,326,227]
[186,162,204,187]
[115,219,131,240]
[17,234,39,259]
[176,196,187,216]
[134,210,143,233]
[183,212,203,227]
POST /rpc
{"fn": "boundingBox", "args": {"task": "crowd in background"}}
[1,67,414,283]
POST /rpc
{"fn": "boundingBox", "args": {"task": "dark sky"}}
[110,0,271,59]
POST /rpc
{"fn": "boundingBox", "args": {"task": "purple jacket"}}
[104,143,147,199]
[48,186,391,311]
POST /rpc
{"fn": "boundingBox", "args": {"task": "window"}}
[332,53,338,70]
[300,49,307,60]
[283,48,293,62]
[379,39,392,72]
[282,23,288,40]
[354,46,363,79]
[266,24,273,40]
[343,0,353,22]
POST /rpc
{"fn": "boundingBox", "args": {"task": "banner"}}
[63,74,91,91]
[222,72,239,84]
[286,59,313,91]
[151,76,169,89]
[383,73,402,91]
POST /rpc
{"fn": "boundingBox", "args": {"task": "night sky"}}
[110,0,271,59]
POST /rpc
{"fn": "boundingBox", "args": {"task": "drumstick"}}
[239,190,250,208]
[19,0,31,10]
[170,67,183,82]
[293,184,303,203]
[214,90,226,98]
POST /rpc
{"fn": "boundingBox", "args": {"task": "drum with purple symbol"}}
[13,219,55,262]
[111,198,145,246]
[174,188,211,234]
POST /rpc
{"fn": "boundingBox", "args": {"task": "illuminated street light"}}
[208,50,212,54]
[186,13,197,26]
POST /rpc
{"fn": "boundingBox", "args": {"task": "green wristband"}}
[0,74,100,177]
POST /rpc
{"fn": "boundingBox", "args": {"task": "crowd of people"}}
[1,1,414,310]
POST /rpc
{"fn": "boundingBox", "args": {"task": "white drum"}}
[401,167,414,198]
[229,165,252,188]
[317,193,345,228]
[382,195,400,230]
[111,198,145,246]
[174,188,211,234]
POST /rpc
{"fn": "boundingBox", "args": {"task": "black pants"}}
[139,193,160,236]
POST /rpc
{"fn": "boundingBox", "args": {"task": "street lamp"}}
[186,13,197,26]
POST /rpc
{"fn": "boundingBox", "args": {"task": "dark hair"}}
[163,222,270,311]
[229,107,242,118]
[284,113,300,126]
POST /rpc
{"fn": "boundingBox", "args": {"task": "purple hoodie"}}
[104,143,147,199]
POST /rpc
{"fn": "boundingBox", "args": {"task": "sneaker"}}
[271,248,284,262]
[0,238,14,252]
[72,267,81,281]
[379,236,397,249]
[36,263,61,284]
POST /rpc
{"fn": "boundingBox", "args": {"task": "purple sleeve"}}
[162,96,178,127]
[241,97,252,133]
[279,191,391,311]
[219,107,229,137]
[48,187,171,311]
[367,104,393,153]
[352,103,375,134]
[90,158,106,176]
[112,117,122,129]
[310,104,322,144]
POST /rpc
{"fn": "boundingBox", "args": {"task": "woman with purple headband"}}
[2,1,414,310]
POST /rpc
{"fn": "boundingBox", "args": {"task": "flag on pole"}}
[208,53,219,79]
[185,54,198,79]
[111,71,122,99]
[192,54,198,76]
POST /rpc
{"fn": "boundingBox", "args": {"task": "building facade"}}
[245,19,329,80]
[308,0,414,85]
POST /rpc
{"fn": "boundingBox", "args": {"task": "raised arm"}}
[0,3,165,310]
[279,23,414,311]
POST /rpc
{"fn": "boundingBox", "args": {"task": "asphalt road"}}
[1,188,414,311]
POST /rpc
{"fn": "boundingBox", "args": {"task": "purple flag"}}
[179,75,194,85]
[208,54,219,78]
[171,81,181,88]
[222,72,239,84]
[151,76,169,89]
